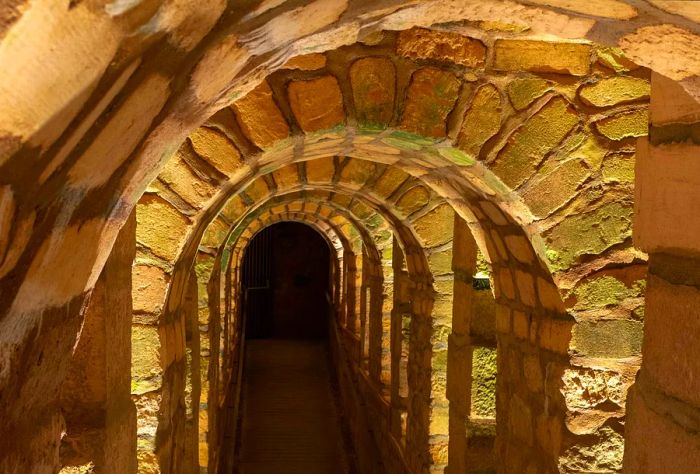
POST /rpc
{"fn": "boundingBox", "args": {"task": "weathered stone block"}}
[397,27,486,67]
[288,76,345,132]
[396,185,430,215]
[594,108,648,141]
[136,195,191,262]
[521,158,590,218]
[579,76,649,108]
[132,265,168,314]
[350,57,396,127]
[232,80,290,148]
[189,127,244,177]
[413,204,455,247]
[457,84,502,158]
[506,78,551,111]
[545,201,633,271]
[492,97,579,189]
[571,319,643,358]
[493,40,591,76]
[400,67,460,138]
[515,270,537,307]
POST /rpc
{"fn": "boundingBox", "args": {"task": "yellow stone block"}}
[494,39,591,76]
[288,75,345,132]
[232,80,290,148]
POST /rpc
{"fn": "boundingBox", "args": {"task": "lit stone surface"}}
[232,80,290,148]
[545,202,633,270]
[525,0,638,19]
[136,195,191,261]
[132,265,168,314]
[157,155,216,209]
[282,53,327,70]
[397,27,486,67]
[578,76,650,107]
[350,57,396,127]
[396,186,430,215]
[400,67,460,138]
[506,78,551,111]
[494,39,592,76]
[189,127,244,176]
[457,84,502,158]
[413,203,454,247]
[288,76,345,132]
[521,158,591,217]
[594,109,649,140]
[492,97,579,188]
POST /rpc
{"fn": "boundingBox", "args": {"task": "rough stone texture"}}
[457,84,502,158]
[579,76,650,107]
[397,27,486,67]
[350,57,396,127]
[136,194,191,262]
[493,39,592,76]
[594,108,649,140]
[189,127,244,177]
[232,80,290,148]
[492,97,579,188]
[288,76,345,132]
[400,68,460,138]
[507,78,551,111]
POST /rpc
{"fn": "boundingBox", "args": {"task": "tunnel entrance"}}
[234,222,354,473]
[241,222,331,339]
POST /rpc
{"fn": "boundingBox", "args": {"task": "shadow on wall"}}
[242,222,331,339]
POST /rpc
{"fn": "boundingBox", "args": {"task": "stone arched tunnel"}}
[1,1,700,473]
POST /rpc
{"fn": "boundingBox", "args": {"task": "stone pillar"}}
[59,212,137,473]
[623,73,700,472]
[446,215,477,474]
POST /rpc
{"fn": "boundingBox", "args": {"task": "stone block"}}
[492,97,579,189]
[571,319,643,358]
[232,80,290,148]
[537,278,565,312]
[515,270,537,307]
[132,265,168,314]
[413,204,455,248]
[643,275,700,406]
[457,84,502,158]
[506,78,551,111]
[634,139,700,253]
[496,305,512,333]
[397,27,486,67]
[601,152,635,184]
[288,76,345,132]
[189,127,244,177]
[624,387,700,473]
[545,201,633,271]
[136,194,190,262]
[594,108,648,141]
[520,158,591,218]
[538,318,573,354]
[400,67,460,138]
[513,311,529,340]
[579,76,649,108]
[306,156,336,184]
[504,235,534,264]
[508,394,533,446]
[158,155,217,209]
[396,185,430,215]
[350,57,396,127]
[498,267,516,300]
[493,39,591,76]
[523,355,543,393]
[282,53,326,71]
[339,158,378,188]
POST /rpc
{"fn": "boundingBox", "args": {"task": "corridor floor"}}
[236,339,353,474]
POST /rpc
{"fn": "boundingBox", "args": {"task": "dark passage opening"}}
[241,222,331,339]
[234,222,355,473]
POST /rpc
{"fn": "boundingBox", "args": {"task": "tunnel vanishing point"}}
[1,0,700,473]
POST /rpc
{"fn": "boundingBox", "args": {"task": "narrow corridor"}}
[235,339,353,474]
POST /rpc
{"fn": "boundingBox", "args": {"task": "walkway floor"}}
[236,339,352,474]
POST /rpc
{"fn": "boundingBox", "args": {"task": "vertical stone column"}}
[390,238,410,441]
[446,215,477,474]
[60,212,137,473]
[624,74,700,472]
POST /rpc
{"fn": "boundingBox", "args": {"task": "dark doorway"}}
[241,222,331,339]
